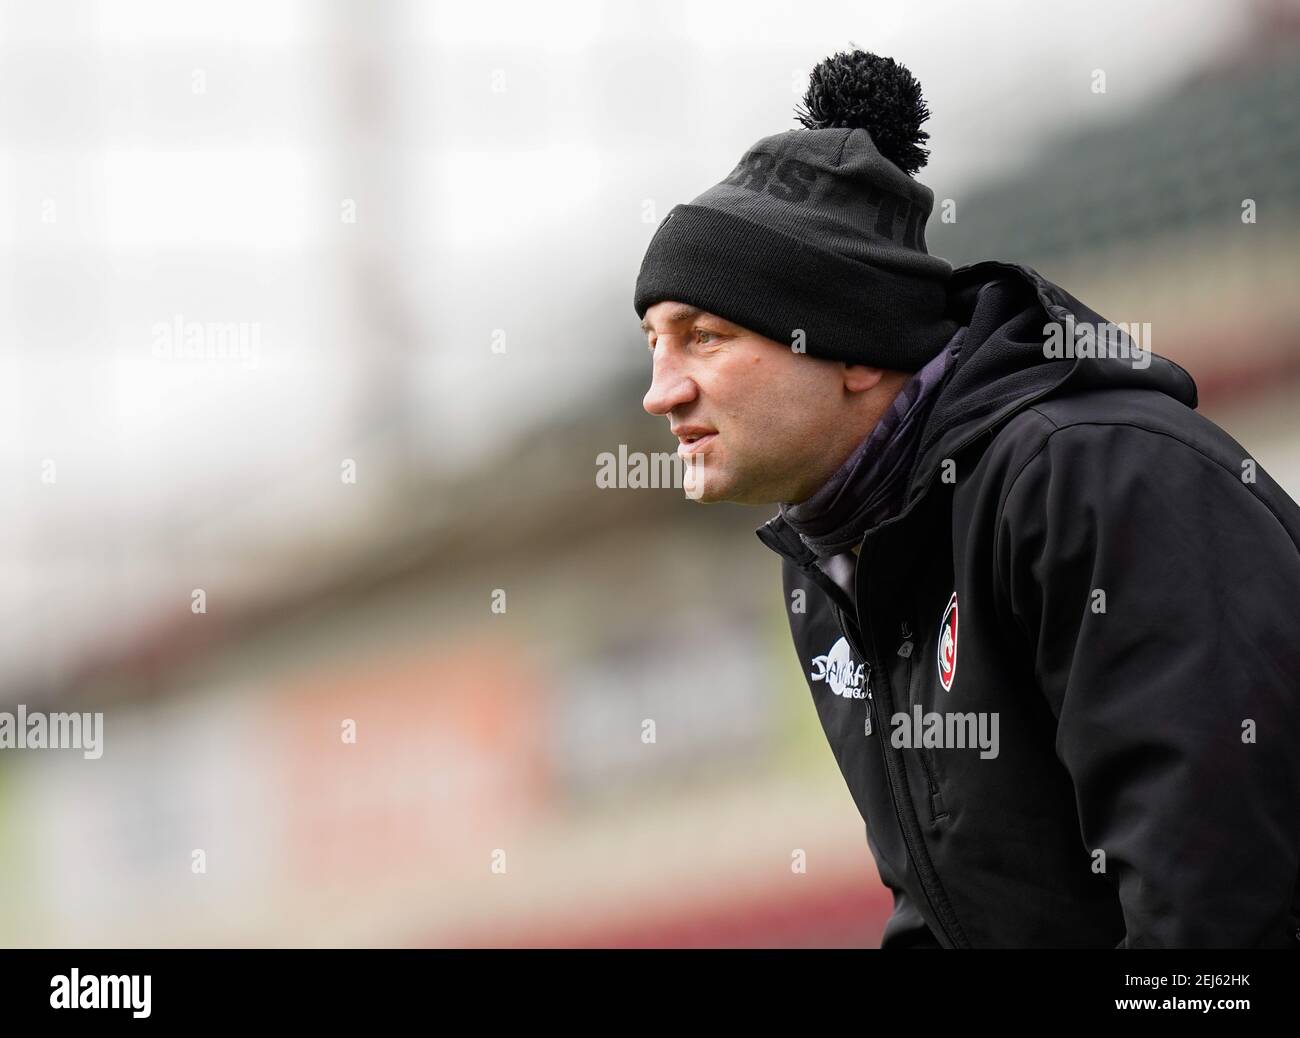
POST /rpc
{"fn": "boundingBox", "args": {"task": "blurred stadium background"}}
[1,0,1298,946]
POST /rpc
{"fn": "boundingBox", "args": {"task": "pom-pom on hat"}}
[634,49,957,372]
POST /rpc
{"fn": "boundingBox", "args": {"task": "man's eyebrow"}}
[640,304,708,334]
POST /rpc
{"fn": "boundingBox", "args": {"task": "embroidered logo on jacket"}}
[938,592,959,691]
[809,637,867,698]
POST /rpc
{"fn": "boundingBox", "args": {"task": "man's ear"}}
[842,363,887,393]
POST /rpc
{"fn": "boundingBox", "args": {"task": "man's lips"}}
[676,431,717,456]
[671,424,716,442]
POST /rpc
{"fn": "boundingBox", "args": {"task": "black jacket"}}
[757,262,1300,948]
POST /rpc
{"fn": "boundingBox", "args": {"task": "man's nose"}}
[642,346,698,416]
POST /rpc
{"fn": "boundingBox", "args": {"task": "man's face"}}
[641,301,881,505]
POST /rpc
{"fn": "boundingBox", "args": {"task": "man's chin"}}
[683,467,727,503]
[684,470,769,506]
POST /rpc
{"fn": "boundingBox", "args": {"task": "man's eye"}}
[696,329,719,345]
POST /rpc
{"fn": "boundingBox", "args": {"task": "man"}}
[633,49,1300,948]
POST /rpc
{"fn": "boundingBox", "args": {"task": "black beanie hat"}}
[634,50,957,372]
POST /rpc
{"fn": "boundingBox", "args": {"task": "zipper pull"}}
[898,620,913,658]
[864,665,874,736]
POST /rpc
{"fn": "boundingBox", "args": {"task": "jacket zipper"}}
[899,622,947,822]
[773,539,966,947]
[854,543,968,949]
[831,603,874,733]
[864,662,873,737]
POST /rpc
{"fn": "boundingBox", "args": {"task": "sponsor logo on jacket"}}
[810,637,867,698]
[938,592,958,691]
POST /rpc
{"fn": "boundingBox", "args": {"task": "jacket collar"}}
[755,511,819,567]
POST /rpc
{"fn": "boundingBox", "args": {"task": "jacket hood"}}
[905,261,1198,505]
